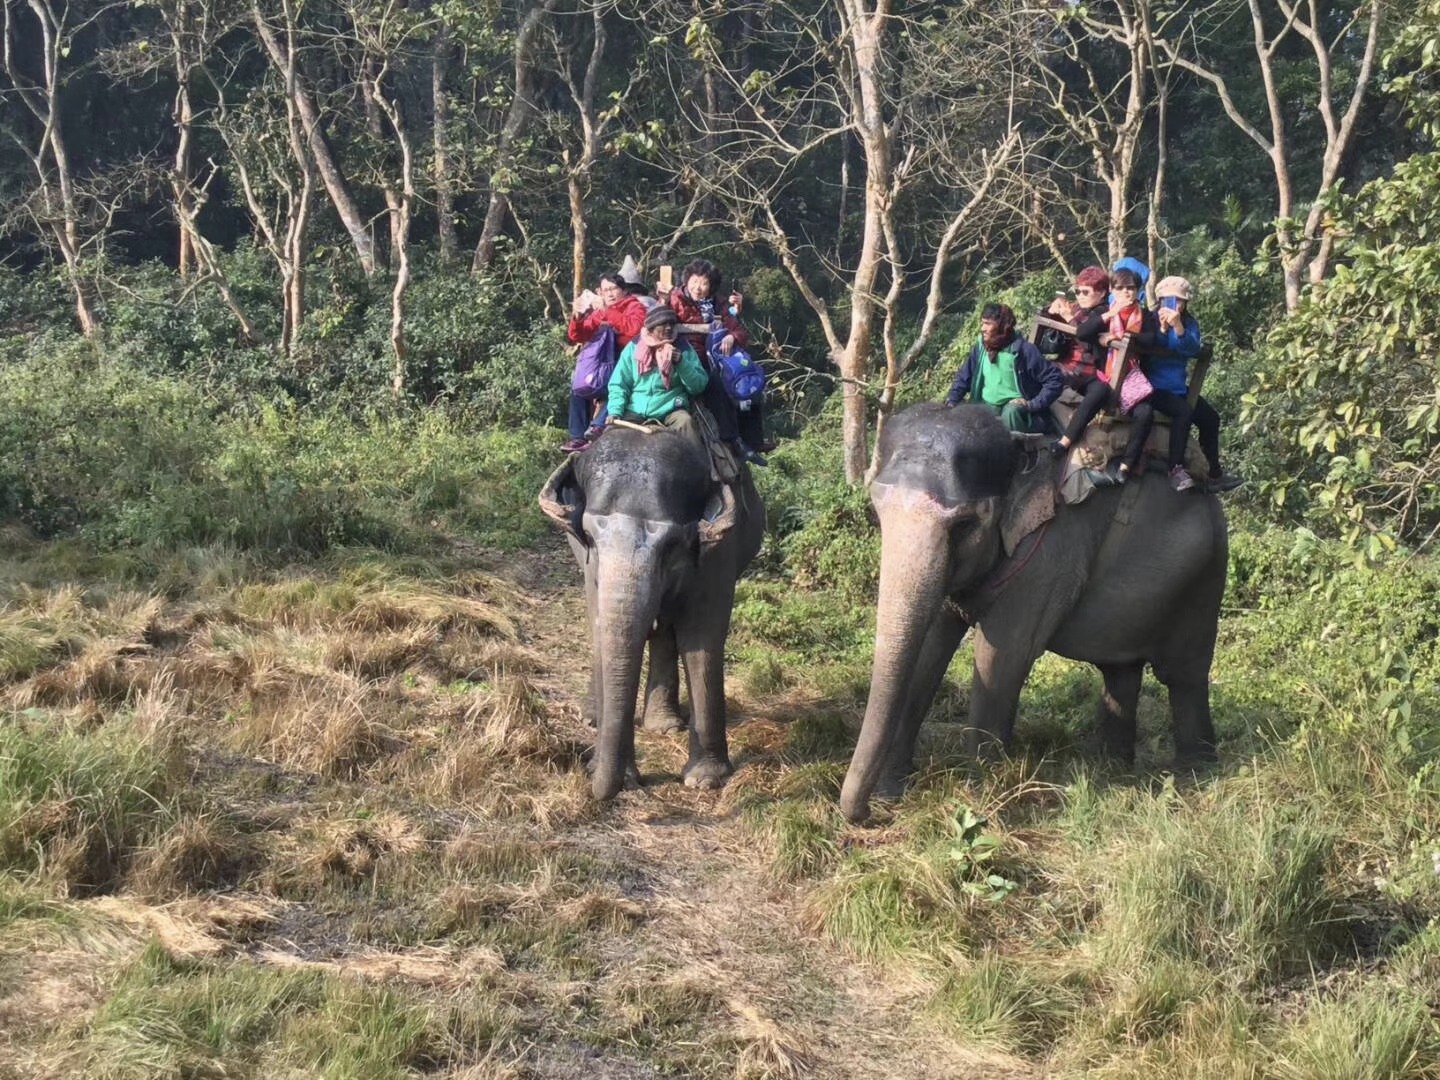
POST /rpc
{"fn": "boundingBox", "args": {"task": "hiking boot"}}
[560,437,590,453]
[734,439,768,467]
[1169,465,1197,492]
[1207,469,1245,493]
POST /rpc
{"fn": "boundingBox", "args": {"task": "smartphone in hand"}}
[1161,296,1180,311]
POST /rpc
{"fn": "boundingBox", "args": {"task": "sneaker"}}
[1169,465,1196,492]
[560,437,590,453]
[1207,470,1244,493]
[584,424,606,442]
[1046,438,1069,456]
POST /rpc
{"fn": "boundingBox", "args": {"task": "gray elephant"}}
[841,402,1227,823]
[539,428,764,799]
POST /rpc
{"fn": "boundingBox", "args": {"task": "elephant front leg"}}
[642,624,686,733]
[876,605,968,800]
[583,661,601,729]
[1096,661,1145,764]
[964,625,1040,757]
[677,618,733,791]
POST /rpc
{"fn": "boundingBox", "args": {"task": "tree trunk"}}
[836,0,893,485]
[253,0,378,277]
[174,78,195,278]
[361,60,402,270]
[472,0,561,272]
[5,0,101,334]
[432,28,457,263]
[373,77,416,398]
[569,172,587,299]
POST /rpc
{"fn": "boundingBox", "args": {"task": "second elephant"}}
[841,403,1228,823]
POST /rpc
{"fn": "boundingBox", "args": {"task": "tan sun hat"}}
[1154,275,1193,300]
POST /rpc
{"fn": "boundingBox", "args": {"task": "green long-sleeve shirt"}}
[606,340,709,420]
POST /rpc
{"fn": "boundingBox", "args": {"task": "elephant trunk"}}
[841,497,952,823]
[591,545,665,800]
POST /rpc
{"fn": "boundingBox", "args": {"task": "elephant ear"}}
[698,482,736,550]
[538,456,586,543]
[1000,441,1057,556]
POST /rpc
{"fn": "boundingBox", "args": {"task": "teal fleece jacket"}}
[606,339,709,420]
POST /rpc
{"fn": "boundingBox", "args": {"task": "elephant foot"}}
[1097,737,1137,766]
[873,768,910,802]
[585,757,642,798]
[963,729,1009,761]
[682,756,733,791]
[1174,744,1218,773]
[641,702,687,734]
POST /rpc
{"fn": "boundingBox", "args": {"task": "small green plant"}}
[948,805,1018,903]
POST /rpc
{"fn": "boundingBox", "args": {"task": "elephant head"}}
[540,429,736,799]
[840,403,1052,822]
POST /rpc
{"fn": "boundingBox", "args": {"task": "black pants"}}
[1124,392,1222,472]
[1062,376,1111,443]
[701,377,765,447]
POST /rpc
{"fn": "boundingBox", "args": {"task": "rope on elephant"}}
[978,519,1051,597]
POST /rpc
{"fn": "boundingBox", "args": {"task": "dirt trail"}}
[512,543,1037,1080]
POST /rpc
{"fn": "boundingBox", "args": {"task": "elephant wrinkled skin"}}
[539,428,764,799]
[842,403,1227,823]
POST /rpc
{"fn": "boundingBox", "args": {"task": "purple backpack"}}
[571,325,618,399]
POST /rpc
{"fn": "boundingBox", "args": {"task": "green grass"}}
[1271,986,1440,1080]
[0,715,178,893]
[80,943,470,1080]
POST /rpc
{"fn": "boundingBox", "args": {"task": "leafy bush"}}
[0,350,557,552]
[1241,11,1440,553]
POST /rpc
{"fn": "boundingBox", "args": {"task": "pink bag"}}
[1119,363,1154,412]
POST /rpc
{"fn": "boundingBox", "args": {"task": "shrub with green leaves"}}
[1242,6,1440,554]
[0,351,556,552]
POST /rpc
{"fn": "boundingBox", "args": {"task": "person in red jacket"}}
[563,272,647,451]
[667,258,768,466]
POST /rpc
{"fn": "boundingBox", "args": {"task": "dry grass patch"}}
[414,673,589,823]
[323,626,438,678]
[228,568,520,642]
[435,635,546,681]
[3,591,165,708]
[126,814,257,899]
[230,679,403,778]
[729,999,814,1080]
[304,812,430,887]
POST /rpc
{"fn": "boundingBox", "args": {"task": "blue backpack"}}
[571,324,618,399]
[709,327,765,404]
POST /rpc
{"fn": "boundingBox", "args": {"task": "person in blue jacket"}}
[1113,276,1243,492]
[944,302,1063,433]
